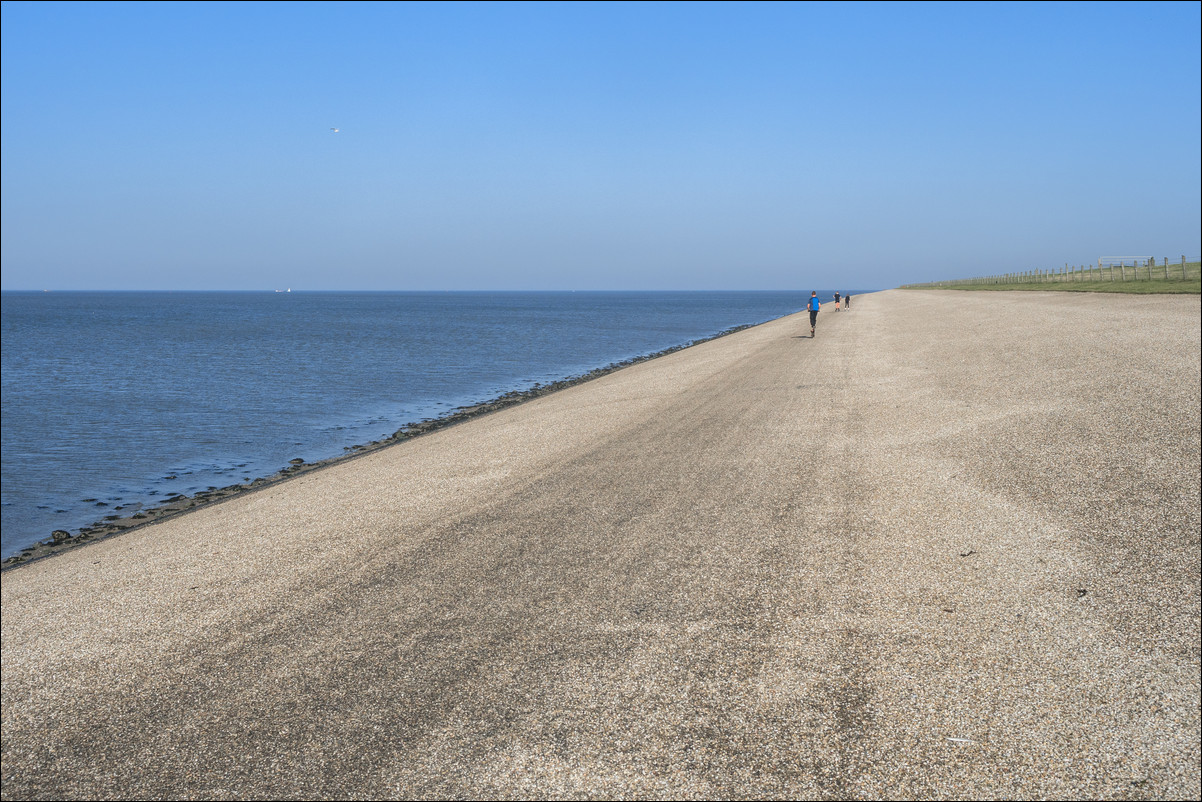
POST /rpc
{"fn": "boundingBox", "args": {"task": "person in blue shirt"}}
[807,291,821,337]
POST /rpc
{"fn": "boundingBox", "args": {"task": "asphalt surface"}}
[2,289,1199,800]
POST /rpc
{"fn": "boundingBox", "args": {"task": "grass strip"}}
[903,261,1200,294]
[910,279,1200,294]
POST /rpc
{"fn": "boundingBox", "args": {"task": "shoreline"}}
[1,320,761,570]
[2,289,1197,798]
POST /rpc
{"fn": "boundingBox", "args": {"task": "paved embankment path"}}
[3,290,1199,800]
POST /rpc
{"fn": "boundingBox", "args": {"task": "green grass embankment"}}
[902,261,1201,294]
[925,279,1200,294]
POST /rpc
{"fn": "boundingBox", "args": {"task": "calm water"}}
[1,290,841,558]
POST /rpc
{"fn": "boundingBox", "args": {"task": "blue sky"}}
[2,0,1199,290]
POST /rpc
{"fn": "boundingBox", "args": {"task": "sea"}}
[1,290,848,559]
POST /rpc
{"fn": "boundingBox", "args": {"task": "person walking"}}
[807,291,821,337]
[833,291,841,311]
[845,292,852,310]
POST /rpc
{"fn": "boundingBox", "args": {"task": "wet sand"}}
[2,289,1199,799]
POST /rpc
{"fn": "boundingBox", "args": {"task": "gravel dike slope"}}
[3,289,1199,799]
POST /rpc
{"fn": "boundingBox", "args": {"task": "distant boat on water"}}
[274,288,292,293]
